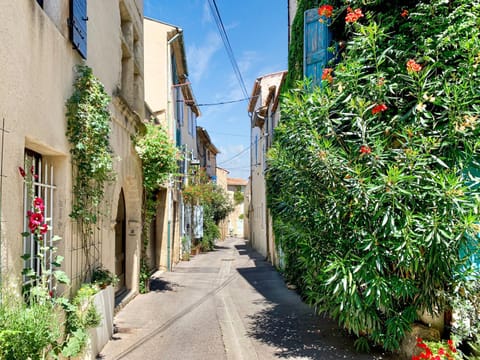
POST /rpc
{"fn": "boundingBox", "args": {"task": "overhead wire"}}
[218,143,252,166]
[207,0,249,99]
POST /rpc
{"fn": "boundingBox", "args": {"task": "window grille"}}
[22,150,56,289]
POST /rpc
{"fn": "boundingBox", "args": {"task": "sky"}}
[144,0,288,180]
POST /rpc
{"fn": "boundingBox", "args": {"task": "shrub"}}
[0,298,60,360]
[268,0,480,351]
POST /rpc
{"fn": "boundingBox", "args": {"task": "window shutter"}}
[70,0,87,59]
[303,8,333,86]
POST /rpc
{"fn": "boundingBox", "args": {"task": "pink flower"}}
[372,104,388,114]
[33,197,44,213]
[407,59,422,72]
[345,7,364,23]
[40,223,48,234]
[18,166,26,178]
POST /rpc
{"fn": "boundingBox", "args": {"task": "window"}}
[22,150,56,289]
[69,0,88,59]
[188,109,196,136]
[175,87,184,126]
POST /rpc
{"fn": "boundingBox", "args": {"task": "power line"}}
[196,97,250,107]
[218,144,252,166]
[207,0,249,99]
[208,131,249,138]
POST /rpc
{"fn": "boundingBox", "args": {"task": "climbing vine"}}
[135,122,178,293]
[66,65,114,279]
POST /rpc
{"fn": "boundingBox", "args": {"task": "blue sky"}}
[144,0,288,180]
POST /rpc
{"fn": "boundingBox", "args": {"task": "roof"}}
[197,127,220,154]
[247,70,287,113]
[227,177,248,186]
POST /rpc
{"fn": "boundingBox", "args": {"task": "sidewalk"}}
[98,237,391,360]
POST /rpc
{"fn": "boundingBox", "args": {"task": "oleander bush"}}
[268,0,480,351]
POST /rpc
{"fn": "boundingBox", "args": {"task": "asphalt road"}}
[98,237,392,360]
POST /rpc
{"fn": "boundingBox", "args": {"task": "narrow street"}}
[99,238,390,360]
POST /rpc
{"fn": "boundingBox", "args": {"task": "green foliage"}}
[136,122,178,292]
[66,65,114,281]
[233,189,245,205]
[139,257,150,294]
[62,283,101,357]
[66,65,114,224]
[201,204,221,251]
[0,297,60,360]
[451,280,480,353]
[268,0,480,352]
[136,123,178,193]
[183,169,234,222]
[92,266,119,289]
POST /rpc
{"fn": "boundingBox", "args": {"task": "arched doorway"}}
[115,189,126,292]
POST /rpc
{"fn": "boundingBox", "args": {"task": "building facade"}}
[226,178,248,239]
[247,71,287,265]
[144,18,201,265]
[0,0,145,354]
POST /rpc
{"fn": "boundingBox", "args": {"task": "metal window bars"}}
[22,152,56,289]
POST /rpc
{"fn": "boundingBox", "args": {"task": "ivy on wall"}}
[135,122,178,293]
[66,65,114,279]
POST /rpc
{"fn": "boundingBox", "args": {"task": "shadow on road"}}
[236,242,392,359]
[149,277,181,292]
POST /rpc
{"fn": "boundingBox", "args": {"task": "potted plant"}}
[92,267,119,289]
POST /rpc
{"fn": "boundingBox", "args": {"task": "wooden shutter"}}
[70,0,87,59]
[304,8,333,86]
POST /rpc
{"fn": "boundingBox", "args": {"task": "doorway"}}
[115,189,126,292]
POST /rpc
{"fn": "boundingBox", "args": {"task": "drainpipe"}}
[166,30,182,271]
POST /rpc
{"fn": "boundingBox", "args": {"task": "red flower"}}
[372,104,388,114]
[18,166,26,177]
[407,59,422,72]
[345,7,364,23]
[360,145,371,154]
[322,68,333,83]
[447,339,457,353]
[29,212,44,232]
[30,165,35,175]
[401,9,409,18]
[318,5,333,18]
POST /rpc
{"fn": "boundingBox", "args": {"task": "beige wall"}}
[227,182,247,239]
[248,72,286,265]
[0,0,144,296]
[216,168,229,240]
[144,18,172,132]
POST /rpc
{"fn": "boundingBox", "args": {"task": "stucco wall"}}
[0,0,143,297]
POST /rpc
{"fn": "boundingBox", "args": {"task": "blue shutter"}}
[70,0,87,59]
[304,8,333,86]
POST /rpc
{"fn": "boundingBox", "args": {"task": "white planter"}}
[82,285,115,360]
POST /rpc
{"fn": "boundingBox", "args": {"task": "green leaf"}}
[20,254,31,261]
[54,270,70,284]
